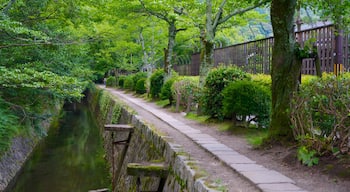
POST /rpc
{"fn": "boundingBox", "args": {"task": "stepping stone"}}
[240,170,295,185]
[258,183,306,192]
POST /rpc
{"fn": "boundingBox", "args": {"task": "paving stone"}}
[211,150,239,156]
[230,163,267,172]
[186,133,214,140]
[258,183,305,192]
[240,170,295,185]
[195,139,220,144]
[217,154,255,164]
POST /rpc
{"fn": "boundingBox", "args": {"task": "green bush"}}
[150,69,165,99]
[132,72,147,90]
[291,73,350,155]
[105,76,116,87]
[117,75,126,88]
[222,80,271,128]
[160,72,179,104]
[135,78,147,94]
[123,76,134,90]
[251,74,271,89]
[172,76,200,111]
[202,66,250,120]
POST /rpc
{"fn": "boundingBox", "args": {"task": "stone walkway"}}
[101,86,307,192]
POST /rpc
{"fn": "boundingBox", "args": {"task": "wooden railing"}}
[174,24,350,76]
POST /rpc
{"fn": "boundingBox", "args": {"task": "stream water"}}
[10,101,110,192]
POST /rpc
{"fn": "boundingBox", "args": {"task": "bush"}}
[123,76,134,90]
[291,73,350,155]
[117,75,126,88]
[105,76,116,87]
[222,80,271,128]
[172,76,200,111]
[150,69,165,99]
[202,66,250,120]
[132,72,147,90]
[135,78,147,94]
[251,74,271,89]
[0,98,19,154]
[160,72,179,104]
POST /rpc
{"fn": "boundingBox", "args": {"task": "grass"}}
[155,99,170,108]
[184,112,268,148]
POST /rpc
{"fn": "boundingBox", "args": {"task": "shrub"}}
[0,98,19,154]
[123,76,134,90]
[150,69,165,99]
[201,66,250,120]
[172,76,200,111]
[222,80,271,128]
[251,74,271,89]
[160,72,179,104]
[291,73,350,155]
[135,78,147,94]
[117,75,126,88]
[132,72,147,91]
[105,76,116,87]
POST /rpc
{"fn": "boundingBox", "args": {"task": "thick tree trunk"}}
[269,0,299,142]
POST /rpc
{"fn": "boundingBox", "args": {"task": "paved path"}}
[100,86,307,192]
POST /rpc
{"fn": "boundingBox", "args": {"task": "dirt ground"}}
[109,88,350,192]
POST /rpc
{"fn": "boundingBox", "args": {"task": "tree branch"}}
[138,0,169,23]
[0,39,97,49]
[2,0,16,15]
[218,0,269,26]
[212,0,227,31]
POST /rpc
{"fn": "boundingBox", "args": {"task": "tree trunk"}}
[164,21,176,74]
[269,0,298,142]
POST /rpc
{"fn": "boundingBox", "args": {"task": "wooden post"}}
[105,124,134,191]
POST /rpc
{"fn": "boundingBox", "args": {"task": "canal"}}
[10,101,110,192]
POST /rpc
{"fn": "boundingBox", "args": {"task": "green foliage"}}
[123,76,134,90]
[172,76,200,111]
[117,75,126,88]
[150,69,165,99]
[251,74,271,89]
[297,146,319,167]
[222,80,271,127]
[0,97,19,154]
[106,76,116,87]
[160,73,179,104]
[202,66,250,120]
[0,66,86,100]
[132,72,148,90]
[291,73,350,154]
[135,78,147,94]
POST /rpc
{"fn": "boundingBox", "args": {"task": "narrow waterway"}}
[10,101,110,192]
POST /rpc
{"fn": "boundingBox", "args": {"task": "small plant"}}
[201,66,250,120]
[150,69,165,99]
[161,75,178,105]
[135,78,147,94]
[123,76,134,90]
[297,146,319,167]
[117,75,126,88]
[105,76,116,87]
[222,80,271,128]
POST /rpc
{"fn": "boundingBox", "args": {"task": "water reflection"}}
[11,102,110,192]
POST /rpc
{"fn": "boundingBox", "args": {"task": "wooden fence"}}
[173,24,350,76]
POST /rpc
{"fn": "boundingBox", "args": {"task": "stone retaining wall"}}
[0,102,62,192]
[89,87,218,192]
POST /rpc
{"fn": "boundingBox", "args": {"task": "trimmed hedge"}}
[202,66,250,120]
[135,78,147,94]
[222,80,271,128]
[150,69,165,99]
[106,76,116,87]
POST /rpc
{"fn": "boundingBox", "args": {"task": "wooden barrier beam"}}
[127,163,168,178]
[104,124,134,132]
[88,188,109,192]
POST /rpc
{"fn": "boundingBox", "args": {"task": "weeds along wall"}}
[87,87,217,192]
[0,99,63,192]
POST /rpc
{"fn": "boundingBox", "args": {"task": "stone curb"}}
[103,86,307,192]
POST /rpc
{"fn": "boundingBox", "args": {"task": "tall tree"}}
[199,0,269,84]
[269,0,298,141]
[138,0,187,73]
